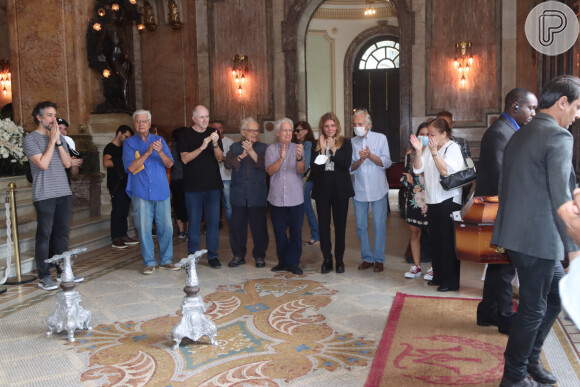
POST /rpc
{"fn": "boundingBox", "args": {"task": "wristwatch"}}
[56,143,63,147]
[296,157,303,162]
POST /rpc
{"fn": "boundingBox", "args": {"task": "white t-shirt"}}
[413,140,463,205]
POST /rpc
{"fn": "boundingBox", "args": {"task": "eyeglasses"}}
[135,119,151,124]
[294,128,305,133]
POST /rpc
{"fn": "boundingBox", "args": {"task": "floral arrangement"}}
[0,118,27,176]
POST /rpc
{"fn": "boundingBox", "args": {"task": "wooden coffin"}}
[454,196,510,264]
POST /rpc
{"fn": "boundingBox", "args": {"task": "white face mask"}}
[354,126,367,137]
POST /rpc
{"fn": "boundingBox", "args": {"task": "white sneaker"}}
[423,267,433,281]
[404,265,422,278]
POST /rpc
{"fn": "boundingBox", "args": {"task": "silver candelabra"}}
[171,250,218,350]
[45,248,91,342]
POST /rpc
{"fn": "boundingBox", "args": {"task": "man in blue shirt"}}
[123,109,178,274]
[351,109,392,273]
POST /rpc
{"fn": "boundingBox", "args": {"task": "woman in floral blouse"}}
[402,122,430,280]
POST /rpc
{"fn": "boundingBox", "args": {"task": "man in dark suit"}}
[475,88,537,334]
[492,75,580,387]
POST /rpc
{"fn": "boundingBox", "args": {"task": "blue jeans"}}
[185,190,221,259]
[303,181,319,241]
[353,195,387,263]
[131,196,173,267]
[222,180,232,225]
[269,204,303,268]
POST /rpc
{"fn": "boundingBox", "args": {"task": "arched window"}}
[358,40,399,70]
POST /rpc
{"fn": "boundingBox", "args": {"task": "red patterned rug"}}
[366,293,509,386]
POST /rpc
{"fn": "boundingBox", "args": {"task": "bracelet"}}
[56,143,63,147]
[432,153,438,157]
[213,144,219,148]
[296,157,303,162]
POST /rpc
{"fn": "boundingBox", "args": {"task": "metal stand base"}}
[172,287,218,350]
[5,274,36,285]
[171,250,218,351]
[0,286,6,294]
[46,284,92,342]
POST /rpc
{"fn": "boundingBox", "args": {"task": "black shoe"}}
[427,280,439,286]
[499,375,547,387]
[228,256,245,267]
[437,286,459,292]
[336,263,345,273]
[321,261,333,274]
[527,361,557,384]
[288,266,303,275]
[476,318,498,327]
[255,258,265,268]
[208,259,222,269]
[271,263,287,272]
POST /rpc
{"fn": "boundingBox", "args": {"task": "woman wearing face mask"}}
[292,121,320,247]
[402,122,431,280]
[310,113,354,273]
[410,117,464,292]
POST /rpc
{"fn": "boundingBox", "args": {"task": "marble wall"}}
[7,0,97,132]
[140,0,198,133]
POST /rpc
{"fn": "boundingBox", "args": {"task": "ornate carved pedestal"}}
[172,250,218,350]
[45,248,92,342]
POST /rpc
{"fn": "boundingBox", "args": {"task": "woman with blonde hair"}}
[310,112,354,274]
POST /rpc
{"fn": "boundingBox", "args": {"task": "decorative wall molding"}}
[313,7,397,20]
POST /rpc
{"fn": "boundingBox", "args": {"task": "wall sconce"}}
[364,0,376,16]
[111,3,120,12]
[232,54,248,97]
[0,60,11,97]
[454,41,473,88]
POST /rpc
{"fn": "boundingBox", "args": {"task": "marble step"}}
[0,221,139,279]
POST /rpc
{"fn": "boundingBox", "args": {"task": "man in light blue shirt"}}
[350,109,392,273]
[123,109,178,275]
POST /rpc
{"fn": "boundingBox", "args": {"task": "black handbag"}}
[440,144,477,190]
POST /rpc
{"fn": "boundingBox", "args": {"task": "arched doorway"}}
[284,0,413,161]
[352,36,400,159]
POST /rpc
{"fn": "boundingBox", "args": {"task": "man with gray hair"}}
[224,117,269,268]
[178,105,224,269]
[350,109,392,273]
[123,109,177,275]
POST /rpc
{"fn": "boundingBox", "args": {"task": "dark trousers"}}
[110,189,131,241]
[427,198,461,288]
[34,195,72,280]
[477,262,516,326]
[229,205,269,260]
[316,195,349,262]
[503,251,563,381]
[269,203,303,268]
[170,179,188,222]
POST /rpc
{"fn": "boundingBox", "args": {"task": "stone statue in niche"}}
[97,8,132,112]
[87,1,142,114]
[168,0,182,30]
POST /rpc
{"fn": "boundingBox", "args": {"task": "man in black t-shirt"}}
[103,125,139,249]
[178,105,224,268]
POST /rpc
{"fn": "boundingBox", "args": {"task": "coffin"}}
[454,196,510,264]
